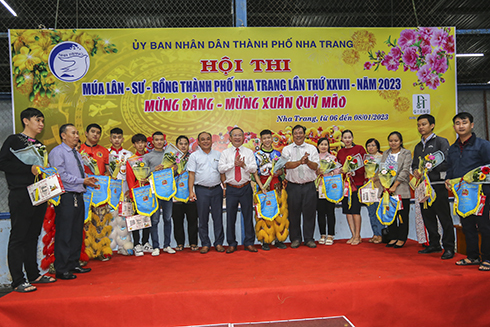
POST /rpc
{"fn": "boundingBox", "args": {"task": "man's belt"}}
[196,184,220,189]
[227,181,251,188]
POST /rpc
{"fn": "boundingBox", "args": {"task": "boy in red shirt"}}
[126,134,152,257]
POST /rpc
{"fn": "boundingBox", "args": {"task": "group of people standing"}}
[2,108,490,293]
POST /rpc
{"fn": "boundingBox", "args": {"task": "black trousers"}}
[172,201,198,246]
[460,199,490,261]
[317,197,336,235]
[388,198,411,242]
[7,188,47,288]
[132,227,150,246]
[226,184,255,247]
[287,182,316,243]
[54,193,84,274]
[420,184,455,250]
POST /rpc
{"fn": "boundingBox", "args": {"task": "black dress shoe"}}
[69,267,92,274]
[56,272,77,280]
[386,241,397,248]
[418,246,442,254]
[394,241,405,248]
[262,243,270,251]
[441,249,455,260]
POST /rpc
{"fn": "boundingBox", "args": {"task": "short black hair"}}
[59,123,75,139]
[152,131,164,138]
[453,112,474,123]
[21,107,44,128]
[365,138,380,152]
[260,129,272,137]
[197,131,211,141]
[292,125,306,134]
[388,131,404,148]
[229,127,244,136]
[86,123,102,133]
[176,135,189,145]
[131,133,146,143]
[417,114,435,126]
[110,127,123,135]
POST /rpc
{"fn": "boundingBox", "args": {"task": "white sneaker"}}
[151,248,160,256]
[134,244,144,257]
[142,242,153,253]
[163,246,176,254]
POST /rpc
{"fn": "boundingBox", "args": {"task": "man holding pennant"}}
[0,108,57,292]
[412,114,454,259]
[253,129,289,251]
[446,112,490,271]
[49,124,97,280]
[143,132,177,255]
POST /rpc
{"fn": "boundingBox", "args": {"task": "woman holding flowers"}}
[316,138,341,245]
[380,132,412,248]
[336,130,366,245]
[365,138,384,244]
[172,135,199,251]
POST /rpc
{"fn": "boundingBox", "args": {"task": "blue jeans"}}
[367,202,383,236]
[151,198,173,248]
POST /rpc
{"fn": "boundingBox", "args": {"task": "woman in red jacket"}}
[336,130,366,246]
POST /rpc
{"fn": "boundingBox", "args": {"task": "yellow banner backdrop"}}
[10,27,456,153]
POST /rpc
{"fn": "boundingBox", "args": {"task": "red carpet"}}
[0,240,488,327]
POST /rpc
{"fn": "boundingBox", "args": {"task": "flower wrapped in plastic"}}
[363,154,380,179]
[462,165,490,184]
[378,162,398,214]
[315,157,341,188]
[161,143,184,169]
[342,154,364,173]
[132,161,150,187]
[80,150,100,175]
[10,144,48,167]
[262,155,289,190]
[108,153,124,179]
[358,154,381,205]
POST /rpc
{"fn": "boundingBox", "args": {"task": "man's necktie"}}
[235,148,241,182]
[72,148,85,178]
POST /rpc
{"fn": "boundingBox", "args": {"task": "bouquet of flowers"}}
[378,163,398,189]
[363,154,380,179]
[463,165,490,184]
[315,157,341,188]
[10,144,48,167]
[262,155,289,190]
[131,159,150,187]
[342,154,364,173]
[80,150,100,175]
[161,143,184,169]
[108,153,125,179]
[378,162,398,214]
[418,151,444,173]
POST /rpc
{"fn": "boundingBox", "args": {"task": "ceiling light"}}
[456,53,484,57]
[0,0,17,16]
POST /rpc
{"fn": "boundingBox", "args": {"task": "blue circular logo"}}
[48,41,90,82]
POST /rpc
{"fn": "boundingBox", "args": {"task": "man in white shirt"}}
[188,132,226,254]
[282,125,319,248]
[218,127,258,253]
